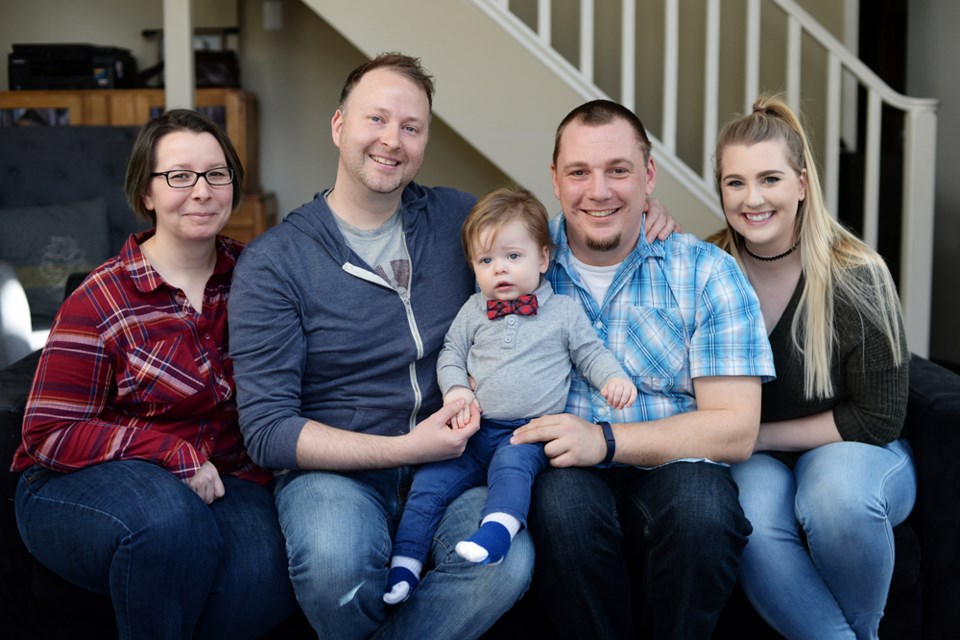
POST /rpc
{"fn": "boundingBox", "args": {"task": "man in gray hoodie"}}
[228,53,533,640]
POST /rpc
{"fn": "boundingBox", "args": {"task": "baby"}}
[384,185,637,604]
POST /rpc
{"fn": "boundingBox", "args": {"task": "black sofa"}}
[0,125,146,368]
[2,125,959,639]
[3,352,959,638]
[483,353,960,640]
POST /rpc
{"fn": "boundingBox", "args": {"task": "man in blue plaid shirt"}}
[511,100,775,639]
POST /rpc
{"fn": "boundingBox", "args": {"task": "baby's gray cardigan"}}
[437,280,629,420]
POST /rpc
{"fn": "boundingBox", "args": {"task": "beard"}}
[359,169,405,194]
[354,158,409,195]
[340,145,416,196]
[585,232,622,253]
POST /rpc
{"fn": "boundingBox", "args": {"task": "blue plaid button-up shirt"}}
[546,216,775,464]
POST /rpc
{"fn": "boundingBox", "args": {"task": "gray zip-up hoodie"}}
[229,183,476,470]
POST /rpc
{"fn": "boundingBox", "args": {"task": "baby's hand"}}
[601,377,638,410]
[444,386,480,429]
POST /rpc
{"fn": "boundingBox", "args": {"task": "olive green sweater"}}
[762,274,908,446]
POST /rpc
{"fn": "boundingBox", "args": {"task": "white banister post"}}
[702,0,721,182]
[745,0,760,111]
[899,106,937,357]
[621,0,636,110]
[538,0,551,46]
[662,0,678,154]
[824,53,842,216]
[786,16,801,112]
[163,0,194,110]
[580,0,594,83]
[862,89,882,248]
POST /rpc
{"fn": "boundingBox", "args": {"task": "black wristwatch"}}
[596,421,616,464]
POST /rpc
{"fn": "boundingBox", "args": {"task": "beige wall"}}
[0,0,846,221]
[237,0,510,217]
[0,0,163,84]
[0,0,509,219]
[3,0,957,363]
[0,0,237,89]
[508,0,847,185]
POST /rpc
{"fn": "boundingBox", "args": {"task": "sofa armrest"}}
[0,350,41,498]
[0,350,41,638]
[902,355,960,638]
[0,260,33,369]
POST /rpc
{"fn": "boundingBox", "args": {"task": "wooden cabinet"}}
[231,192,277,242]
[0,88,275,243]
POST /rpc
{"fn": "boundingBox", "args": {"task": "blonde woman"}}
[709,96,916,639]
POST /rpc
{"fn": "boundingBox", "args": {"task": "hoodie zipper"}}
[340,234,424,434]
[398,232,423,433]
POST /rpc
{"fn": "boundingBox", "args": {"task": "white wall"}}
[908,0,960,365]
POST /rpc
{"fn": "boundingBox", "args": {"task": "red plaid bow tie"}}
[487,294,539,320]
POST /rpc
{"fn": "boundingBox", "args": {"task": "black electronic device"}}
[8,43,137,90]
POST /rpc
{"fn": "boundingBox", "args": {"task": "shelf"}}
[0,88,273,242]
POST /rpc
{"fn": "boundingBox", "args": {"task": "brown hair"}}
[461,185,552,266]
[124,109,244,225]
[339,52,435,111]
[553,99,652,166]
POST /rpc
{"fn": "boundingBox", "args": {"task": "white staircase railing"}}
[476,0,938,356]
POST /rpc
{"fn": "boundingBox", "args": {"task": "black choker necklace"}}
[744,238,800,262]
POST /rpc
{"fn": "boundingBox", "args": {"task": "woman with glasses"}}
[12,109,296,639]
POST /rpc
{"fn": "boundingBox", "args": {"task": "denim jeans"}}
[14,460,296,640]
[392,418,549,562]
[274,468,534,640]
[731,439,916,640]
[528,462,751,639]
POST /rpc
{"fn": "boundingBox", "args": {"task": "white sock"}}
[391,555,423,574]
[482,512,522,537]
[383,556,423,605]
[455,513,522,563]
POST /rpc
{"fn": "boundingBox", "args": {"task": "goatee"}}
[585,233,622,253]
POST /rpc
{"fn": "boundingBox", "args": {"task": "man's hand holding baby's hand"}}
[444,386,481,429]
[601,377,638,410]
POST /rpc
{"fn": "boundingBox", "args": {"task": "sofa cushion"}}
[0,198,109,329]
[0,125,147,255]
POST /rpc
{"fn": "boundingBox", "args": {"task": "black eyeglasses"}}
[150,167,235,188]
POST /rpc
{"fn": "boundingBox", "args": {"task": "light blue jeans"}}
[274,468,534,640]
[731,439,916,640]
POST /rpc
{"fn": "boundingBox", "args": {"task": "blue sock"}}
[455,521,512,565]
[383,566,420,605]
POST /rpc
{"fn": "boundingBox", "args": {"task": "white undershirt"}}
[570,254,620,305]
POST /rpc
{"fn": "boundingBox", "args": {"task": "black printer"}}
[8,43,137,90]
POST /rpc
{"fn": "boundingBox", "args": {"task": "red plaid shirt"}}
[12,231,271,485]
